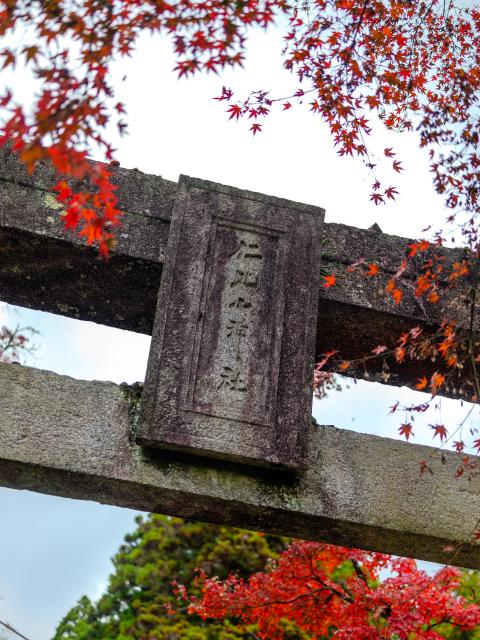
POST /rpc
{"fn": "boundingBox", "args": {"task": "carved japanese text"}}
[185,223,280,426]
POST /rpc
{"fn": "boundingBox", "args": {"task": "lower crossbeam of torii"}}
[0,148,478,568]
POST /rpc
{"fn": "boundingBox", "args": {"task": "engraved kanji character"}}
[231,238,263,262]
[228,297,252,309]
[226,317,249,359]
[226,317,249,338]
[230,269,259,287]
[217,366,247,392]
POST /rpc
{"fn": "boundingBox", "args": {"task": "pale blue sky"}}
[0,24,475,640]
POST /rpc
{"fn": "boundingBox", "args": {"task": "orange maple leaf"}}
[415,376,428,390]
[408,240,430,257]
[430,371,445,392]
[322,274,336,288]
[392,288,403,304]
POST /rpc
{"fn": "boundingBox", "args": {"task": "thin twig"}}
[343,0,370,69]
[0,620,31,640]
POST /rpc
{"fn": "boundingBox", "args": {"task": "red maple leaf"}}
[385,186,399,200]
[430,424,448,441]
[370,192,384,205]
[392,160,404,173]
[227,104,242,120]
[399,423,413,441]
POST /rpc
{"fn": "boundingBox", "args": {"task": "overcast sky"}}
[0,24,476,640]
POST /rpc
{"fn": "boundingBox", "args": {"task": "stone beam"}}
[0,150,469,392]
[1,360,479,568]
[0,149,174,334]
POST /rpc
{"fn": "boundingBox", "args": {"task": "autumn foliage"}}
[0,1,479,252]
[187,540,480,640]
[0,0,281,253]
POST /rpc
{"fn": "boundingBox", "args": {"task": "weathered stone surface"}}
[0,149,171,332]
[0,226,162,332]
[0,146,176,259]
[317,223,473,396]
[1,361,479,568]
[139,176,324,469]
[0,149,473,396]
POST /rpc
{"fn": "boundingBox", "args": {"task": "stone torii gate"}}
[0,149,479,568]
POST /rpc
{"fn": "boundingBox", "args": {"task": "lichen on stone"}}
[120,381,144,444]
[44,193,65,212]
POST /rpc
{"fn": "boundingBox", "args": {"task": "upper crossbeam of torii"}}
[0,148,478,568]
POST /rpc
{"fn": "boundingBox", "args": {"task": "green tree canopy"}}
[52,515,288,640]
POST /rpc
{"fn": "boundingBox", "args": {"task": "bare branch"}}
[0,620,31,640]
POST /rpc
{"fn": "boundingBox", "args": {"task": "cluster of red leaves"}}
[0,2,479,252]
[186,541,480,640]
[216,1,480,234]
[317,230,480,399]
[316,321,461,393]
[314,311,480,467]
[341,236,444,308]
[0,0,280,253]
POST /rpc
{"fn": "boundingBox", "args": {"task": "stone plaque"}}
[138,176,324,469]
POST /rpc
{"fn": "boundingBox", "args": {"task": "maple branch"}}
[425,616,463,631]
[268,87,316,104]
[0,325,37,364]
[306,553,354,604]
[343,0,370,69]
[421,401,476,470]
[444,514,480,570]
[231,587,333,610]
[442,0,454,19]
[351,559,369,585]
[405,0,438,86]
[0,620,31,640]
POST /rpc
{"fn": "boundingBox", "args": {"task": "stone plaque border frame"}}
[183,215,287,428]
[138,175,324,469]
